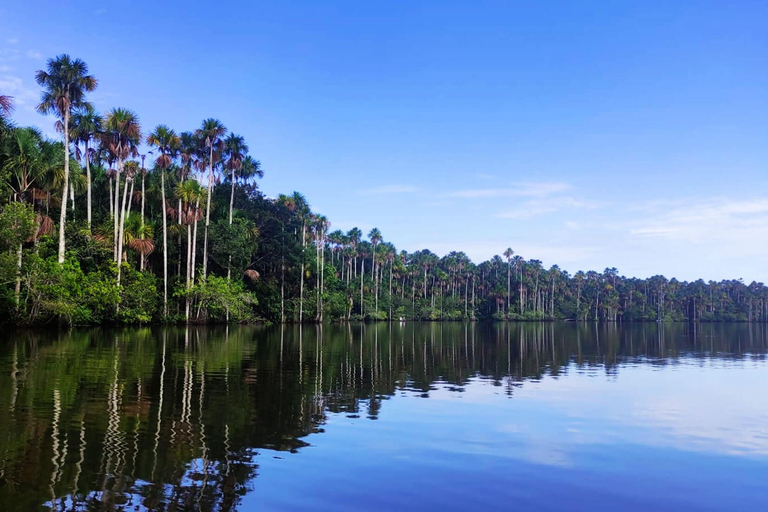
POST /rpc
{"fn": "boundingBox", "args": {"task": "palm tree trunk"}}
[202,145,213,279]
[116,173,130,286]
[299,222,305,323]
[226,169,235,298]
[85,140,92,230]
[320,230,325,322]
[281,228,285,323]
[186,222,192,321]
[14,242,22,308]
[360,259,365,317]
[57,109,70,264]
[161,171,168,317]
[192,199,200,285]
[388,261,393,320]
[114,166,121,261]
[507,263,510,314]
[141,170,145,228]
[108,175,113,220]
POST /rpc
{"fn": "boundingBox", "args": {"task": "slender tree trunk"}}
[108,175,113,220]
[299,222,305,323]
[186,221,192,321]
[360,259,365,317]
[161,171,168,317]
[85,140,92,230]
[57,109,70,264]
[227,170,236,284]
[280,227,285,323]
[389,261,393,320]
[202,145,213,279]
[116,173,130,286]
[114,164,121,262]
[14,242,22,308]
[507,263,511,314]
[192,199,200,285]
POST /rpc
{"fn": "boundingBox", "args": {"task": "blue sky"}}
[1,1,767,282]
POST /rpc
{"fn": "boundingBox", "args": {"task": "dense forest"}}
[1,55,767,325]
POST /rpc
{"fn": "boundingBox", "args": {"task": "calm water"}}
[0,323,767,511]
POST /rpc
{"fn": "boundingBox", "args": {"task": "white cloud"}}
[25,50,43,60]
[7,38,18,45]
[358,184,419,195]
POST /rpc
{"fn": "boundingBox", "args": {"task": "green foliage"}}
[176,275,257,322]
[117,265,159,323]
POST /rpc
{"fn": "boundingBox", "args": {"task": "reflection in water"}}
[0,323,766,511]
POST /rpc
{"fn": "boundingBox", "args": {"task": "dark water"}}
[0,323,767,511]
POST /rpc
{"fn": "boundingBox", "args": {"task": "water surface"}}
[0,323,766,511]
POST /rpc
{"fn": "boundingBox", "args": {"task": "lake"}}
[0,323,766,511]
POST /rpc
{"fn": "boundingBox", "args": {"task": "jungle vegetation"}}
[1,55,767,325]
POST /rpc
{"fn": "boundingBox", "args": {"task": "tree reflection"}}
[0,322,765,510]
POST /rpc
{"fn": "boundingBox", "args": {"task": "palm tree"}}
[35,55,97,263]
[223,133,248,225]
[368,228,382,314]
[0,94,12,117]
[69,106,101,230]
[315,214,330,322]
[102,108,141,285]
[124,212,155,271]
[2,127,47,203]
[196,118,226,280]
[147,125,180,316]
[503,248,514,315]
[223,133,248,285]
[176,179,204,321]
[291,192,310,322]
[239,155,263,185]
[0,94,14,133]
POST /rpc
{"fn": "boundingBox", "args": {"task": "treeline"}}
[1,54,767,325]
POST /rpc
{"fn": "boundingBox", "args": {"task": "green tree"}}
[35,55,97,263]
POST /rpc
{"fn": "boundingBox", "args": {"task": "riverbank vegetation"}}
[1,55,767,325]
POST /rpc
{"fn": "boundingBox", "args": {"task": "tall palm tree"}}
[69,106,101,230]
[291,192,310,322]
[102,108,141,285]
[503,247,514,315]
[35,55,97,263]
[223,133,248,224]
[368,228,382,314]
[196,118,226,280]
[176,179,204,321]
[223,133,248,287]
[147,125,180,317]
[315,215,330,322]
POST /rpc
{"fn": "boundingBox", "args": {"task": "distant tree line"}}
[1,55,766,325]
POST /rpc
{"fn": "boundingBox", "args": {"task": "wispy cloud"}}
[25,50,42,60]
[7,38,18,45]
[630,198,768,245]
[0,75,40,111]
[358,184,419,195]
[445,181,572,199]
[495,197,605,220]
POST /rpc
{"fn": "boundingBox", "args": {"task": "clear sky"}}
[1,1,767,282]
